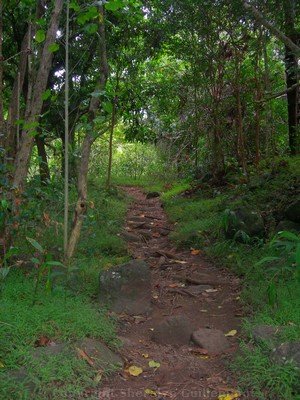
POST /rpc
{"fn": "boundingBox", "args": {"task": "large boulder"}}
[99,260,152,315]
[151,315,194,346]
[225,206,265,239]
[191,328,230,354]
[284,199,300,223]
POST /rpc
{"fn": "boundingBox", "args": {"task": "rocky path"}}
[99,187,242,400]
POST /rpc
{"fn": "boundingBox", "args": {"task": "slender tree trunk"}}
[254,29,263,165]
[106,101,116,190]
[283,0,299,155]
[262,30,275,155]
[106,72,119,190]
[66,6,109,259]
[12,0,64,190]
[36,133,50,184]
[234,58,247,173]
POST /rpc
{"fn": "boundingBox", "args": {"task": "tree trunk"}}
[284,0,299,155]
[66,6,109,259]
[106,101,116,190]
[234,59,247,173]
[36,133,50,184]
[12,0,63,190]
[262,30,275,155]
[106,72,119,190]
[6,2,45,161]
[254,29,263,165]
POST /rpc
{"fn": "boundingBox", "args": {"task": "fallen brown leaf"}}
[76,347,95,367]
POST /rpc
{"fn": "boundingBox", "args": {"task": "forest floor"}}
[98,186,242,400]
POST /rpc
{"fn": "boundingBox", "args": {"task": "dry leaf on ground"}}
[191,249,201,255]
[148,360,161,368]
[76,348,95,367]
[225,330,237,337]
[125,365,143,376]
[218,391,241,400]
[145,388,157,396]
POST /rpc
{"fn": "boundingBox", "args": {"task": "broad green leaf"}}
[35,29,46,43]
[45,261,65,267]
[105,0,124,11]
[42,89,51,101]
[277,231,300,242]
[27,237,44,253]
[255,256,280,266]
[103,101,113,113]
[48,43,60,53]
[85,23,98,34]
[70,1,80,11]
[24,121,39,130]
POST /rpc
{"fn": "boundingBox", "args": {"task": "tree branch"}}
[258,82,299,103]
[243,1,300,56]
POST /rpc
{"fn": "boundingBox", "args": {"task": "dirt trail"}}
[99,187,242,400]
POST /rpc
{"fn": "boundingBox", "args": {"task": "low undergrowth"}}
[0,181,129,399]
[141,157,300,400]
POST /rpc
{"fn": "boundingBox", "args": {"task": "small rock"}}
[138,229,152,239]
[151,315,194,346]
[225,206,265,240]
[272,341,300,368]
[75,338,123,369]
[284,199,300,223]
[184,285,212,295]
[121,231,140,243]
[117,336,135,348]
[191,328,230,354]
[252,325,282,345]
[146,192,160,199]
[99,260,152,315]
[276,220,300,233]
[127,216,146,223]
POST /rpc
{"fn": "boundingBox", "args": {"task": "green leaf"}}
[84,23,98,34]
[267,282,277,307]
[148,360,161,368]
[42,89,51,101]
[277,231,300,242]
[27,237,44,253]
[256,256,280,266]
[24,121,39,130]
[31,257,40,264]
[35,29,46,43]
[103,101,113,113]
[105,0,124,11]
[45,261,66,267]
[48,43,60,53]
[70,1,80,11]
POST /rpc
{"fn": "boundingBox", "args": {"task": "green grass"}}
[0,182,130,399]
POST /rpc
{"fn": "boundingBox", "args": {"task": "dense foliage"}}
[0,1,299,399]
